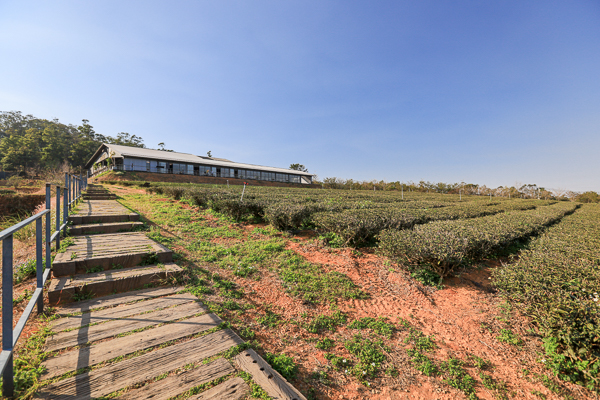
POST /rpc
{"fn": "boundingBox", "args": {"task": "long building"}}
[85,144,314,184]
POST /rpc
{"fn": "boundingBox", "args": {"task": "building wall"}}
[109,156,310,184]
[93,170,321,189]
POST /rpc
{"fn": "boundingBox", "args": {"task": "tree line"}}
[317,177,598,202]
[0,111,145,174]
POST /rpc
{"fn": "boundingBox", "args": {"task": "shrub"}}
[264,203,312,230]
[493,204,600,391]
[379,202,576,277]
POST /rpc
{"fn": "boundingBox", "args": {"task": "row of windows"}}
[115,158,306,183]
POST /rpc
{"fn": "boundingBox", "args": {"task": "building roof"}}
[85,144,313,176]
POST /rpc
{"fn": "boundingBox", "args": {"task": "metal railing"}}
[0,173,87,397]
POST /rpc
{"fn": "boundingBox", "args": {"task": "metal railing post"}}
[80,173,83,196]
[56,186,61,250]
[63,187,68,235]
[46,184,51,276]
[2,235,14,397]
[36,217,43,314]
[68,174,71,209]
[65,173,69,207]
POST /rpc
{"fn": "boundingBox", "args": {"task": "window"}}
[187,165,194,175]
[276,173,287,182]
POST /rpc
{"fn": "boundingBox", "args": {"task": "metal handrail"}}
[1,172,87,397]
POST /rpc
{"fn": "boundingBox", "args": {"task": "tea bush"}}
[379,202,576,277]
[493,204,600,391]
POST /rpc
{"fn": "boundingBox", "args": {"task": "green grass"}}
[497,328,522,346]
[263,352,299,381]
[344,334,389,384]
[440,357,478,399]
[257,309,282,328]
[348,316,396,338]
[314,338,335,350]
[120,193,366,305]
[304,311,347,334]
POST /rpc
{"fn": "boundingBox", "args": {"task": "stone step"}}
[36,329,244,399]
[69,221,144,235]
[52,232,172,277]
[47,262,182,304]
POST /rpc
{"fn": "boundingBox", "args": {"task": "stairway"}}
[37,185,306,400]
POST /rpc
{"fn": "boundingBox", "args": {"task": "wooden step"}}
[69,200,139,224]
[69,221,144,235]
[43,313,222,379]
[52,232,172,277]
[189,377,250,400]
[47,263,183,305]
[51,292,199,332]
[45,299,206,352]
[120,358,234,400]
[234,349,307,400]
[54,285,185,315]
[83,194,117,200]
[36,329,244,400]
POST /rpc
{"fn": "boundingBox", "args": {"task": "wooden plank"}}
[54,286,184,315]
[70,221,144,235]
[189,377,250,400]
[45,301,206,352]
[233,349,306,400]
[51,292,198,332]
[47,264,183,304]
[52,233,173,276]
[43,313,222,379]
[35,329,244,400]
[120,358,234,400]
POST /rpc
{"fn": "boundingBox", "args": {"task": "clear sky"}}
[1,1,599,192]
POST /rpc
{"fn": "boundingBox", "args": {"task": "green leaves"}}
[494,203,600,392]
[379,202,576,277]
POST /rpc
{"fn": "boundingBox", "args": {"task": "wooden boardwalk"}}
[36,185,306,400]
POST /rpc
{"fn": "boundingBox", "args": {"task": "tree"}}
[157,142,173,152]
[107,132,145,148]
[207,151,212,157]
[0,112,149,173]
[289,163,308,172]
[576,191,600,203]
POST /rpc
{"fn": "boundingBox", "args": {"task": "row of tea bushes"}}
[493,204,600,391]
[378,202,577,277]
[311,200,554,247]
[144,184,558,248]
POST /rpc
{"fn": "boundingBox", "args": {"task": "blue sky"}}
[1,1,599,191]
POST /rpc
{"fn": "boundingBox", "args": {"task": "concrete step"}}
[69,200,139,225]
[69,221,144,235]
[47,262,183,304]
[52,232,172,277]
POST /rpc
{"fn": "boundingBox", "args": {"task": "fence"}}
[0,173,87,397]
